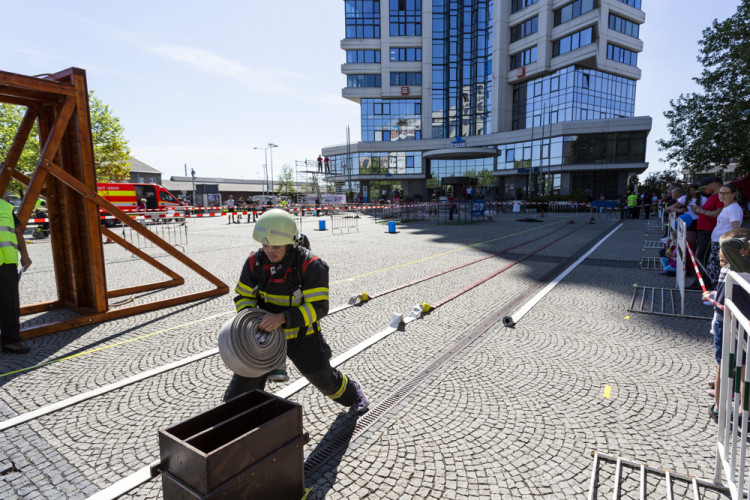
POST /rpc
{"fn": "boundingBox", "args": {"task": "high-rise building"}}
[322,0,650,202]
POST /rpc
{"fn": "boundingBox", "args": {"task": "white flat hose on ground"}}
[502,223,622,327]
[217,309,286,377]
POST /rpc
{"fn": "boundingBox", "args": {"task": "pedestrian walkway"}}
[0,214,728,499]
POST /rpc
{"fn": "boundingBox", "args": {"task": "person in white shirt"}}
[705,184,743,284]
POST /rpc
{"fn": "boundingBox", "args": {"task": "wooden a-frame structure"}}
[0,67,229,338]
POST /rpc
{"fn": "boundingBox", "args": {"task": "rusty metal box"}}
[159,390,303,497]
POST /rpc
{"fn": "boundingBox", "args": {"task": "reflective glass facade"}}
[496,131,647,170]
[607,43,638,66]
[390,0,422,36]
[347,74,382,87]
[511,0,538,14]
[390,72,422,85]
[347,50,382,63]
[510,16,538,43]
[608,14,639,38]
[552,27,594,57]
[432,0,493,139]
[554,0,595,26]
[617,0,641,9]
[361,98,422,141]
[390,47,422,61]
[345,0,381,38]
[427,157,495,189]
[509,46,537,70]
[512,65,636,130]
[328,151,423,174]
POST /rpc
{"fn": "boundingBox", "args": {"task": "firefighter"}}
[224,209,368,415]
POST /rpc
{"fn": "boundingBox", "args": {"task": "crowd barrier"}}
[116,216,189,252]
[329,208,360,235]
[714,271,750,499]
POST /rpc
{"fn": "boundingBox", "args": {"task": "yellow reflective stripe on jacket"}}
[303,287,329,302]
[235,298,256,311]
[298,302,317,325]
[259,290,303,307]
[327,374,349,400]
[284,324,315,339]
[235,280,255,296]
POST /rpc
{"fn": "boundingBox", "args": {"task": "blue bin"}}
[388,221,396,233]
[319,220,326,231]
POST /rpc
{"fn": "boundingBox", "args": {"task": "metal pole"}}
[268,143,278,195]
[190,168,196,207]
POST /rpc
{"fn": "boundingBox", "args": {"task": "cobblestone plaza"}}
[0,212,731,499]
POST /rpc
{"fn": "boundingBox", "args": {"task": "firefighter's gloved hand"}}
[258,312,286,332]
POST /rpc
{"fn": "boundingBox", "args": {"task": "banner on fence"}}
[472,200,485,217]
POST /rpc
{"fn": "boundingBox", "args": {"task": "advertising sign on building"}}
[516,66,526,78]
[401,86,410,95]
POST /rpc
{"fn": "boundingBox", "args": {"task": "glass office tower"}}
[324,0,651,201]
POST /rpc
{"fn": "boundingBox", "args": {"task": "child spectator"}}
[706,229,750,421]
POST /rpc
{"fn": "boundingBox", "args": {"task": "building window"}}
[432,0,493,139]
[511,0,538,14]
[390,47,422,61]
[554,0,596,26]
[608,14,640,38]
[345,0,381,39]
[552,27,594,57]
[390,0,421,36]
[511,65,636,130]
[360,98,422,141]
[330,151,423,175]
[510,46,537,70]
[347,74,382,87]
[617,0,641,9]
[346,50,382,63]
[390,72,422,86]
[510,16,538,43]
[607,43,638,66]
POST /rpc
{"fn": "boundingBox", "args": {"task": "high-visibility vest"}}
[0,199,19,265]
[627,194,638,207]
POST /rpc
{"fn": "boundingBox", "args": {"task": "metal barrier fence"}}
[117,216,188,252]
[714,271,750,499]
[329,208,359,235]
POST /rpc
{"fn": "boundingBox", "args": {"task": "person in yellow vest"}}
[627,191,638,219]
[1,195,32,354]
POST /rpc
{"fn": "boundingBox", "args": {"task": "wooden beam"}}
[0,108,37,195]
[18,95,76,226]
[20,300,61,316]
[20,288,227,339]
[107,280,183,298]
[101,226,183,280]
[0,69,75,97]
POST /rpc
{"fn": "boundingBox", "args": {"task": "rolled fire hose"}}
[218,309,287,378]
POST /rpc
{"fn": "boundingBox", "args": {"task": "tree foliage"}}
[0,91,131,196]
[658,0,750,175]
[276,164,297,198]
[641,168,681,195]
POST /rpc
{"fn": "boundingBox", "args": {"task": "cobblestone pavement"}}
[0,211,735,499]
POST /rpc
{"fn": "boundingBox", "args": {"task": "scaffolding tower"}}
[294,159,347,203]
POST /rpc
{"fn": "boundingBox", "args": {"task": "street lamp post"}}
[253,146,268,197]
[268,143,278,195]
[254,143,278,197]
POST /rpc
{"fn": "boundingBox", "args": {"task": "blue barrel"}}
[319,219,326,231]
[388,221,396,233]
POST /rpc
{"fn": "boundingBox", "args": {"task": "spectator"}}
[690,177,723,287]
[706,231,750,421]
[226,195,236,224]
[324,156,330,174]
[317,155,323,172]
[704,184,742,286]
[667,183,706,254]
[137,198,147,211]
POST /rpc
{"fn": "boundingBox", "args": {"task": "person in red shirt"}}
[690,177,724,287]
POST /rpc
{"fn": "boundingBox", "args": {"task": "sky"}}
[0,1,742,183]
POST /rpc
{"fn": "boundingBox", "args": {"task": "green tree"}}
[0,91,131,196]
[642,168,682,195]
[89,91,131,181]
[276,163,297,199]
[658,1,750,175]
